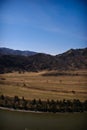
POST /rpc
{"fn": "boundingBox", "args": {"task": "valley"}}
[0,70,87,101]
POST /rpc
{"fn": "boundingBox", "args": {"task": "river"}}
[0,109,87,130]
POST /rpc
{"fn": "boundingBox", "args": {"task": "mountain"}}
[55,48,87,70]
[0,48,87,73]
[0,47,37,56]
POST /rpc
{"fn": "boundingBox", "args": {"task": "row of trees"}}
[0,95,87,113]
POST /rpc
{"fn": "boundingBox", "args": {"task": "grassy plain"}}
[0,70,87,101]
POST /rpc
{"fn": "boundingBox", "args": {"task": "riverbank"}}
[0,106,44,114]
[0,106,87,115]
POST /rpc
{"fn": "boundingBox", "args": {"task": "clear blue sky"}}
[0,0,87,54]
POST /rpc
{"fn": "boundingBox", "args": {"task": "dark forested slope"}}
[0,48,87,73]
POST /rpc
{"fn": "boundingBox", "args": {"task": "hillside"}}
[0,47,37,56]
[0,48,87,73]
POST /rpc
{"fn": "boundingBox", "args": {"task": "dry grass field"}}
[0,70,87,101]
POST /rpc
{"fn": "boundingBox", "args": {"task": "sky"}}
[0,0,87,55]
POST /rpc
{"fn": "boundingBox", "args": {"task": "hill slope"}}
[0,48,87,73]
[0,47,37,56]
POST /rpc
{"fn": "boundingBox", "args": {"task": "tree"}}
[0,94,5,100]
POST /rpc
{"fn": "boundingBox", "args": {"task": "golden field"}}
[0,70,87,101]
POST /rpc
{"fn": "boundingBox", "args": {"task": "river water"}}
[0,109,87,130]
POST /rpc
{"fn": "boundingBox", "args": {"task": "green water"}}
[0,109,87,130]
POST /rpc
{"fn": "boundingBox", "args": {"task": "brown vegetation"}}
[0,70,87,101]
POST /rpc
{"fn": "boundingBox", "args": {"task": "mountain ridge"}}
[0,47,87,73]
[0,47,37,56]
[0,47,87,56]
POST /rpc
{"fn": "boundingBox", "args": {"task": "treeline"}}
[0,95,87,113]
